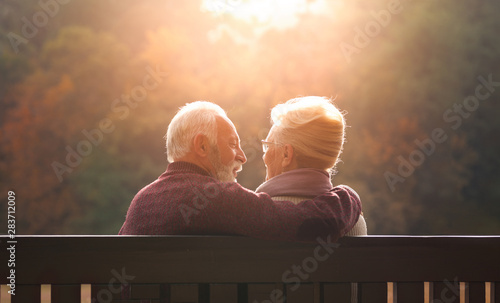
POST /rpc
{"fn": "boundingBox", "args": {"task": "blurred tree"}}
[1,25,140,233]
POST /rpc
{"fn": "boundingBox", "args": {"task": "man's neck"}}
[175,153,215,177]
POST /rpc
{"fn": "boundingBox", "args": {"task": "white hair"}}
[270,96,345,170]
[165,101,227,162]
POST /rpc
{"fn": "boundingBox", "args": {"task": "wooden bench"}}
[1,235,499,303]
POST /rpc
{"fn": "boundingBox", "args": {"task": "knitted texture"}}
[119,162,362,243]
[255,168,367,236]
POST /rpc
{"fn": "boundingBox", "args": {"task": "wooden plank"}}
[160,283,171,303]
[41,284,50,303]
[495,282,500,303]
[248,284,283,303]
[460,282,469,303]
[323,283,351,303]
[396,282,423,303]
[211,284,237,303]
[81,284,91,303]
[424,282,433,303]
[51,284,81,303]
[388,282,396,303]
[313,283,323,303]
[485,282,496,303]
[130,284,160,299]
[467,282,484,303]
[170,284,198,303]
[237,283,248,303]
[0,236,499,285]
[433,281,460,303]
[286,283,314,303]
[120,283,131,300]
[198,283,210,303]
[1,285,12,303]
[11,285,40,303]
[358,283,386,303]
[1,236,500,286]
[91,284,123,302]
[110,300,160,303]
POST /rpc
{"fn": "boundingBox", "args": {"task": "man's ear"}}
[281,144,294,168]
[193,133,210,158]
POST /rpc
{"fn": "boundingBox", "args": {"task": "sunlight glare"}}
[202,0,331,30]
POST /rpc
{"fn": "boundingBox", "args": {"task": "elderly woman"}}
[256,96,367,236]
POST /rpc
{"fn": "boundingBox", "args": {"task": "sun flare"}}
[202,0,331,30]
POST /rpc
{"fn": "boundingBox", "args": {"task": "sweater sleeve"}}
[183,181,362,243]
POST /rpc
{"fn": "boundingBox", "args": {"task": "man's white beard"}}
[208,146,241,182]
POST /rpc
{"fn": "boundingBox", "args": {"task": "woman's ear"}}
[281,144,295,168]
[193,133,210,158]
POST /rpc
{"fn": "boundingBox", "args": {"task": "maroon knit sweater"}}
[119,162,362,243]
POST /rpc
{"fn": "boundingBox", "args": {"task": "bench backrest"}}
[1,235,499,303]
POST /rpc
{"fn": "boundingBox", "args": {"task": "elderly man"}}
[119,101,362,242]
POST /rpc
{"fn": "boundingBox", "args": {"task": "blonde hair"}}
[166,101,227,162]
[270,96,345,171]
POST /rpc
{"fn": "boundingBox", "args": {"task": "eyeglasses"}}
[261,140,280,153]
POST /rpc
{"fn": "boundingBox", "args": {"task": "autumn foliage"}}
[1,0,499,234]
